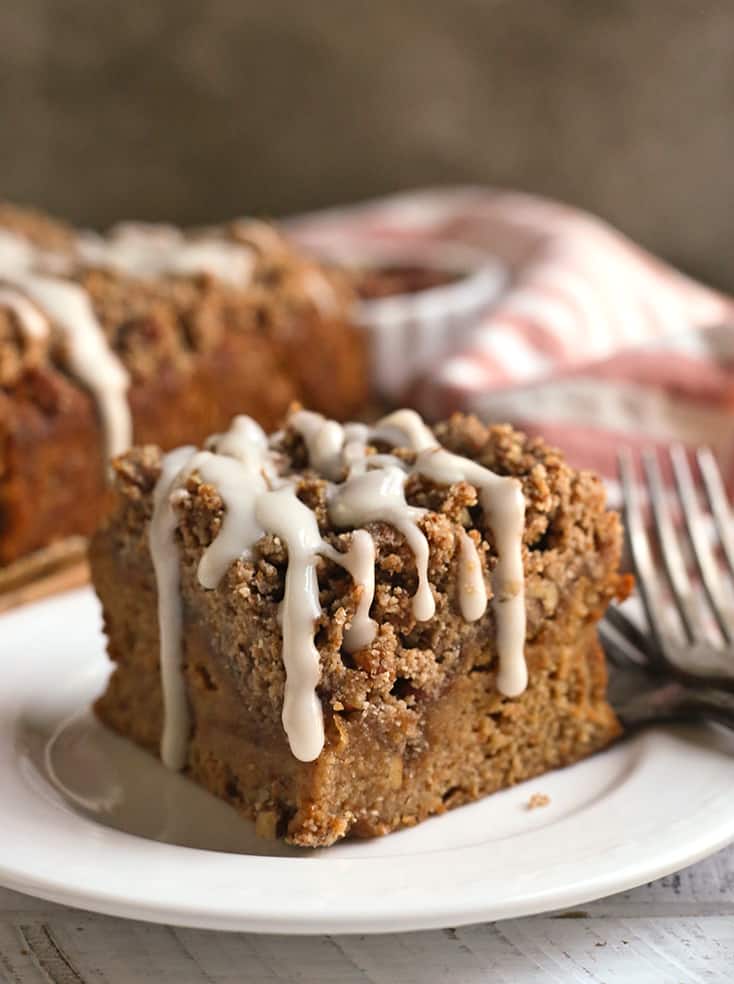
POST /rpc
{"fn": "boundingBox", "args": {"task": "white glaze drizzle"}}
[77,223,254,287]
[329,465,436,622]
[320,529,377,653]
[413,447,527,696]
[147,408,527,769]
[0,229,132,459]
[149,445,197,771]
[290,409,348,481]
[207,413,268,462]
[457,529,488,623]
[287,407,526,694]
[149,415,374,762]
[371,408,437,452]
[0,286,49,340]
[192,451,267,589]
[254,486,326,762]
[14,273,132,458]
[289,410,461,628]
[204,414,281,491]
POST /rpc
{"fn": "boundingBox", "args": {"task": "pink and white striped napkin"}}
[288,187,734,483]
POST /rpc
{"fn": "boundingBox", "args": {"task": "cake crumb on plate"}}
[526,793,551,810]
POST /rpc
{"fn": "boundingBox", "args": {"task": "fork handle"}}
[679,684,734,731]
[617,678,734,731]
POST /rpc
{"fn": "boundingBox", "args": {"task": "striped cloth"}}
[288,187,734,482]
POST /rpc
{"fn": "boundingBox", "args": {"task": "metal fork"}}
[600,445,734,731]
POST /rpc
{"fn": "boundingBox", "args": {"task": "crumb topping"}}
[103,409,626,765]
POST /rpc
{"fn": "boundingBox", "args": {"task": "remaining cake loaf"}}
[0,204,367,567]
[91,407,628,847]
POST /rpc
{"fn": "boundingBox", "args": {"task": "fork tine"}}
[670,444,732,644]
[642,449,704,644]
[599,620,644,670]
[604,605,654,658]
[618,449,670,658]
[697,447,734,580]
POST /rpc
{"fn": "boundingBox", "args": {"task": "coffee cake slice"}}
[90,408,627,846]
[0,204,366,569]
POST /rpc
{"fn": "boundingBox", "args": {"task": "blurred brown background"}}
[2,1,732,287]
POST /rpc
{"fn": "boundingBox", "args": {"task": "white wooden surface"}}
[2,845,733,983]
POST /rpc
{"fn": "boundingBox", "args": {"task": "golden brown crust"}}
[91,414,626,846]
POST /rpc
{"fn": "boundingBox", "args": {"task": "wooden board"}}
[0,538,90,614]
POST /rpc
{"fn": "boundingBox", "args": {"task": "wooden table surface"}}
[2,845,733,983]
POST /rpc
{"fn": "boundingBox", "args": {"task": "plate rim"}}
[2,823,734,934]
[3,587,734,934]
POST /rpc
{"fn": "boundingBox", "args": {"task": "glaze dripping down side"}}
[147,408,527,767]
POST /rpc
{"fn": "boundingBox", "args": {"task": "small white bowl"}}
[332,239,505,401]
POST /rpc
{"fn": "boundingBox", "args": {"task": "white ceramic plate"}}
[2,587,734,934]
